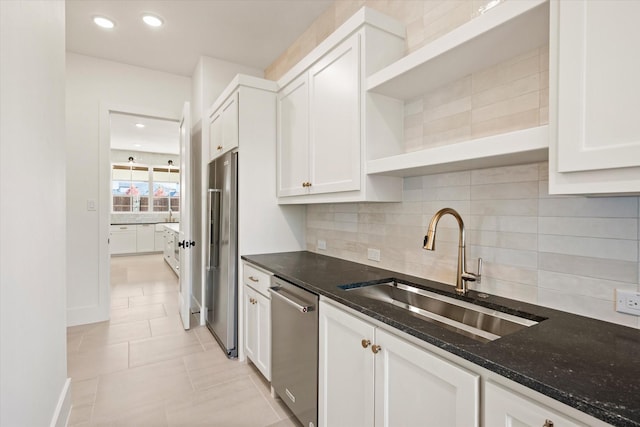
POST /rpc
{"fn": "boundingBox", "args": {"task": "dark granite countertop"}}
[243,251,640,427]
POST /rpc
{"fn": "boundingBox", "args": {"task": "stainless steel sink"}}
[341,281,542,343]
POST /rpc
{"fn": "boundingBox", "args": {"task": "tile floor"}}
[67,254,298,426]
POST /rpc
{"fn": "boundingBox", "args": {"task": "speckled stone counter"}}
[243,251,640,427]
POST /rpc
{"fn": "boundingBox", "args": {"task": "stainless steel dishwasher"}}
[270,277,318,427]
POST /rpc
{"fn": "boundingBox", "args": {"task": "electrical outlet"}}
[317,239,327,250]
[367,248,381,262]
[615,289,640,316]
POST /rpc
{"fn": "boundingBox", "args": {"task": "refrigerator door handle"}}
[207,189,221,270]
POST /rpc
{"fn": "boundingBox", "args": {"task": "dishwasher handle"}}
[269,286,316,313]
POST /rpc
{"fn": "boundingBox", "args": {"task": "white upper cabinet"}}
[208,91,239,161]
[276,7,406,204]
[549,0,640,194]
[308,35,361,195]
[277,73,309,197]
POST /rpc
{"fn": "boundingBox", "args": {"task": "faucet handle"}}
[462,258,483,284]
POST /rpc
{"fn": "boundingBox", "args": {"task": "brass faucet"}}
[423,208,481,295]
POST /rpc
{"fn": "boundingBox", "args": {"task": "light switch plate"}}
[616,289,640,316]
[87,199,96,211]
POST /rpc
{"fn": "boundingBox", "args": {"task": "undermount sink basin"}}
[340,280,544,343]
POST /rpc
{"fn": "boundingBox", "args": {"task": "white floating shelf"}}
[367,0,549,100]
[367,126,549,177]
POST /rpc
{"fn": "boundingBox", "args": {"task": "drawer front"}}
[110,224,134,232]
[243,262,272,297]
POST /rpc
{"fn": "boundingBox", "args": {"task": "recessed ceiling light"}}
[93,16,115,29]
[142,14,163,27]
[135,123,145,128]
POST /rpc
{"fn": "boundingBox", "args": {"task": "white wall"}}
[191,55,263,127]
[1,1,70,426]
[66,53,191,326]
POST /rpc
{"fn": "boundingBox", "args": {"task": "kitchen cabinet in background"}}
[154,224,164,251]
[318,300,479,427]
[135,224,155,252]
[276,7,406,204]
[242,262,272,381]
[549,0,640,194]
[208,91,239,161]
[109,225,136,255]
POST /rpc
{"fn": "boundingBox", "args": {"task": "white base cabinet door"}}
[243,284,271,381]
[318,301,479,427]
[374,328,479,427]
[135,224,155,252]
[485,381,585,427]
[109,225,136,255]
[319,301,375,427]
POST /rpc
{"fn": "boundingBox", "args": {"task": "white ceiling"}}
[65,0,333,77]
[110,113,180,155]
[67,0,333,155]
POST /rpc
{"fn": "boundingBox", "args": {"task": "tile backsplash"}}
[306,162,640,329]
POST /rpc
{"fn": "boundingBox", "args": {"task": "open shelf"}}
[367,0,549,100]
[367,126,548,177]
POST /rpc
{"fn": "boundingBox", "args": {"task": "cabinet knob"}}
[361,339,371,348]
[371,344,381,354]
[217,145,222,150]
[543,420,554,427]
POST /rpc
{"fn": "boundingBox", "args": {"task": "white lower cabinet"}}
[135,224,155,252]
[485,381,585,427]
[242,262,272,381]
[319,300,479,427]
[109,225,136,254]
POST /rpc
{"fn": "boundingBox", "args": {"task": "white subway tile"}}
[538,217,638,239]
[538,270,636,301]
[539,197,639,218]
[472,181,538,200]
[471,199,538,216]
[538,252,638,284]
[539,234,637,262]
[471,163,539,184]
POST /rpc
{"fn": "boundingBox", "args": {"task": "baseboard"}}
[50,378,71,427]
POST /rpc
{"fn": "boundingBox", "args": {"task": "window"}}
[112,165,150,212]
[111,163,179,213]
[152,167,180,212]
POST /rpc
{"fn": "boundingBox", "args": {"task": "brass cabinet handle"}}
[543,421,554,427]
[371,344,381,354]
[249,276,259,282]
[361,339,371,348]
[301,182,313,188]
[217,145,222,150]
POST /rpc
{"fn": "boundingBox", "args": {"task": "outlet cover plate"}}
[616,289,640,316]
[367,248,381,262]
[317,240,327,250]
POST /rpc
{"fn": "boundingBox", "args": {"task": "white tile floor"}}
[67,254,298,426]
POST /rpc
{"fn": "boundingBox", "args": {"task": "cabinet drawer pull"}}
[361,339,371,348]
[543,420,554,427]
[249,276,259,283]
[371,344,381,354]
[217,145,223,150]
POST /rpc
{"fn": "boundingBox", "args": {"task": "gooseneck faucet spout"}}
[423,208,481,295]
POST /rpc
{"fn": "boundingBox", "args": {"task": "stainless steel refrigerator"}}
[206,150,238,358]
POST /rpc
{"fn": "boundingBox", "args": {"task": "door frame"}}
[98,103,181,321]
